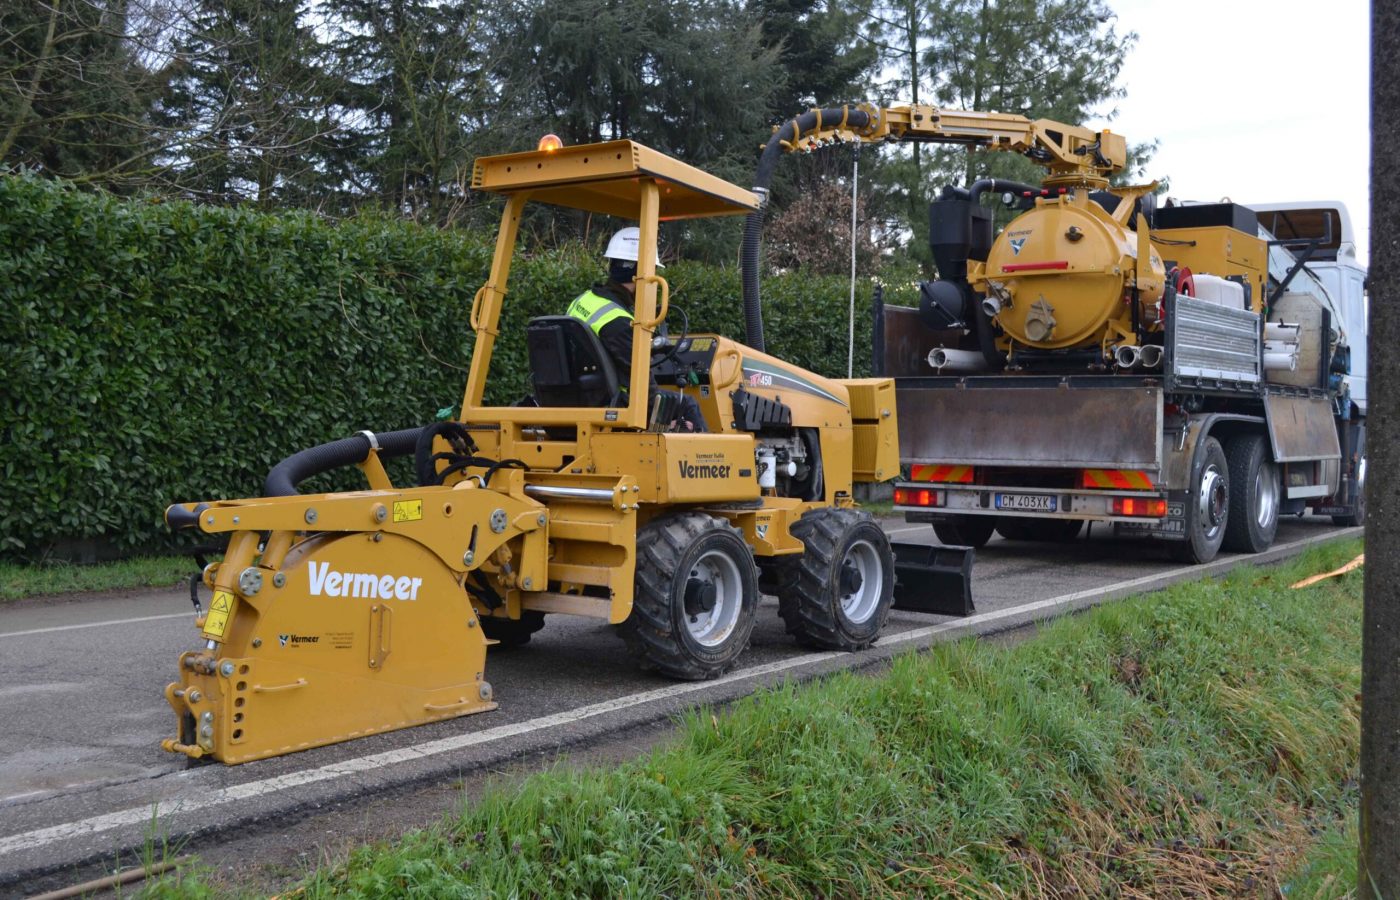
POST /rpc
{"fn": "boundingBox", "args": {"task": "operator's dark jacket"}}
[586,281,659,394]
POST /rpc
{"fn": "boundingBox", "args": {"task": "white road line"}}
[0,612,190,639]
[0,527,1358,858]
[1,531,930,640]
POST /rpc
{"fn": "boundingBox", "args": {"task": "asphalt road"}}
[0,515,1359,891]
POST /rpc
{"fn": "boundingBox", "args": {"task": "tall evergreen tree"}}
[156,0,334,206]
[0,0,158,184]
[751,0,879,116]
[323,0,504,222]
[500,0,780,169]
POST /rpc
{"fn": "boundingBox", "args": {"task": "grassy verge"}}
[1280,813,1360,898]
[0,556,201,602]
[153,537,1363,898]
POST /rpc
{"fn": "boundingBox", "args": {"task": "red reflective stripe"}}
[1002,261,1070,273]
[1127,470,1155,489]
[911,465,973,483]
[1083,469,1157,490]
[1106,470,1134,489]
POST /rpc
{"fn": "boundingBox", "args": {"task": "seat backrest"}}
[526,316,622,408]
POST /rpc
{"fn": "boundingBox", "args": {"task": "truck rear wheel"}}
[619,513,758,680]
[995,518,1083,543]
[1169,436,1229,564]
[768,508,894,651]
[1222,434,1280,553]
[932,516,995,548]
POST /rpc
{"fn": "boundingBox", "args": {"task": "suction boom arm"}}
[777,104,1126,189]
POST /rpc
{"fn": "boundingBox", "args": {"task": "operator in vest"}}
[567,227,706,432]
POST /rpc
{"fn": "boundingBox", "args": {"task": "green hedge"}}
[0,175,881,558]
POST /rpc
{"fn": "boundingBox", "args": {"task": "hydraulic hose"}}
[972,290,1003,370]
[263,427,424,497]
[741,106,873,352]
[966,178,1041,205]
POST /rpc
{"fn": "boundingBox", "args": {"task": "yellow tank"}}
[977,192,1165,352]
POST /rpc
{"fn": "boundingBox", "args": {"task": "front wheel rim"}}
[684,548,744,647]
[839,539,884,625]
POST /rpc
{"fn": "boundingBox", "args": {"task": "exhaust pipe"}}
[928,347,988,372]
[1139,344,1163,368]
[981,296,1002,318]
[1114,345,1141,369]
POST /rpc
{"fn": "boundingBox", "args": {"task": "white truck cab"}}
[1250,201,1368,414]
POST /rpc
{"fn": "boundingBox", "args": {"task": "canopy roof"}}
[471,140,760,221]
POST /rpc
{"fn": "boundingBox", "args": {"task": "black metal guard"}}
[890,542,975,617]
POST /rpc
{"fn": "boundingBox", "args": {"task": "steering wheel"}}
[649,304,690,368]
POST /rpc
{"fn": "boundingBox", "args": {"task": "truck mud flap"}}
[890,542,975,617]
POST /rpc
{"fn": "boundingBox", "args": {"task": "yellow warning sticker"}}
[393,499,423,523]
[203,590,234,639]
[202,608,230,638]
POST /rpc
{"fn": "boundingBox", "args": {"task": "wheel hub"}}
[1200,468,1226,529]
[839,561,863,596]
[684,577,717,616]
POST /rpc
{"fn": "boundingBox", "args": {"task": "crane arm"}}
[774,103,1126,189]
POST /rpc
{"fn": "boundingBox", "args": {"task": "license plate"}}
[995,493,1056,512]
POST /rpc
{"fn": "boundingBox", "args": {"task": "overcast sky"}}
[1090,0,1371,264]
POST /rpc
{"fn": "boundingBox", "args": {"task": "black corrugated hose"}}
[263,427,424,497]
[741,106,873,353]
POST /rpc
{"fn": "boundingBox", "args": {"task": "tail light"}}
[894,486,945,507]
[1111,497,1167,517]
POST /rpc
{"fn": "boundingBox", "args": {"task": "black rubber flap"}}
[891,542,975,617]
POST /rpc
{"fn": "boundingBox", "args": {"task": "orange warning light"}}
[537,133,563,153]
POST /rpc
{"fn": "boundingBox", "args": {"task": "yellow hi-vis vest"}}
[566,289,631,335]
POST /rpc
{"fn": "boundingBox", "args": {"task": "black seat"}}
[526,316,623,408]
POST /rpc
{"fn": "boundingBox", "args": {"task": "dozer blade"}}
[163,532,495,764]
[890,542,975,617]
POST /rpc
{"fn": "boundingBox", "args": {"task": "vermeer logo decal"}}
[677,461,731,479]
[307,561,422,600]
[1009,237,1027,255]
[278,633,320,647]
[678,452,732,480]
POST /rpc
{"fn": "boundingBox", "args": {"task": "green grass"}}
[0,556,203,602]
[151,537,1363,898]
[1280,812,1359,899]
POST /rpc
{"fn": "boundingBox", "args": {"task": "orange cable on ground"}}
[1290,554,1365,589]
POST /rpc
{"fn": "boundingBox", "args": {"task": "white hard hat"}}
[604,227,663,268]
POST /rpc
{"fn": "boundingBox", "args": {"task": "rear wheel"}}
[1169,436,1229,564]
[479,611,546,647]
[932,516,995,548]
[1222,434,1280,553]
[768,508,894,650]
[995,518,1083,543]
[618,513,758,680]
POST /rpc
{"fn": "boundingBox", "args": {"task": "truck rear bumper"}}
[895,482,1168,526]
